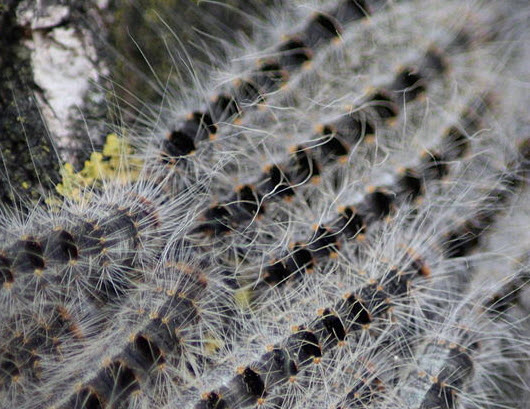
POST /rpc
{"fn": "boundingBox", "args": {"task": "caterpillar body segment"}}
[376,279,530,409]
[397,335,478,409]
[0,298,101,406]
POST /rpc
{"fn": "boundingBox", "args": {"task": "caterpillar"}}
[0,166,202,313]
[0,0,528,408]
[28,252,239,409]
[180,134,528,409]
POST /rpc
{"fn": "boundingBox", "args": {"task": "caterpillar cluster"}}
[0,1,529,409]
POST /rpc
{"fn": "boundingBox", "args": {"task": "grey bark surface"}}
[0,0,112,206]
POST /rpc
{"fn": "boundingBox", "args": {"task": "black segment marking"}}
[366,90,399,120]
[235,80,263,105]
[239,367,266,398]
[319,125,350,158]
[260,165,294,198]
[288,146,321,183]
[302,13,342,48]
[196,392,227,409]
[332,0,371,24]
[341,295,372,328]
[164,130,196,157]
[289,327,322,364]
[321,308,346,342]
[398,169,423,199]
[18,238,45,270]
[0,254,14,285]
[209,93,240,121]
[252,61,287,93]
[264,260,290,285]
[391,67,426,102]
[181,111,217,142]
[362,190,394,219]
[334,206,365,238]
[277,38,312,68]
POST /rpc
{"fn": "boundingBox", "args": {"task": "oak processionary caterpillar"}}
[0,1,529,409]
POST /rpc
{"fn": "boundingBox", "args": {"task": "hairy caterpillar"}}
[27,252,239,409]
[0,0,528,409]
[208,94,494,307]
[0,167,202,312]
[180,135,528,409]
[139,0,509,193]
[25,132,518,409]
[0,167,211,405]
